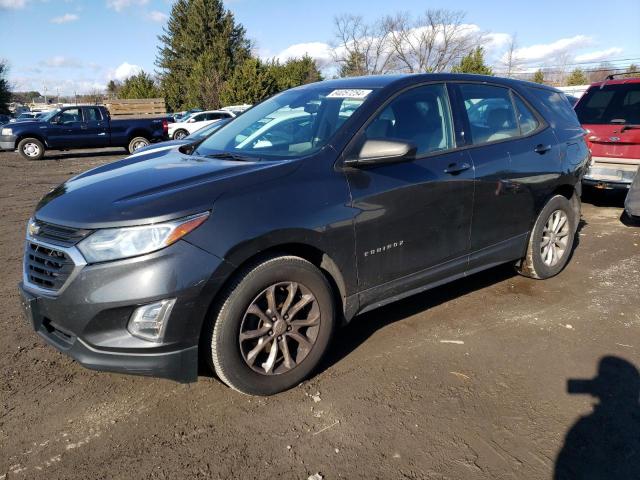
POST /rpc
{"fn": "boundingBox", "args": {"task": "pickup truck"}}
[0,105,168,160]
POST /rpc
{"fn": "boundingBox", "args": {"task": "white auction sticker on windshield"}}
[326,89,372,99]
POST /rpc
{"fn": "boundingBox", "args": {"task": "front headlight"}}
[1,128,12,136]
[78,212,209,263]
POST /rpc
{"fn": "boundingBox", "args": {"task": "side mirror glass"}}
[345,139,416,167]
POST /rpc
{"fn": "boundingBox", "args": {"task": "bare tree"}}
[587,62,617,83]
[501,35,522,77]
[382,9,481,73]
[332,9,482,76]
[332,14,396,75]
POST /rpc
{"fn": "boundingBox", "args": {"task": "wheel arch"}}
[127,129,151,143]
[16,133,47,149]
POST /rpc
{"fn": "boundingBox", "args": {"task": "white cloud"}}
[106,0,149,12]
[512,35,593,63]
[574,47,623,63]
[50,13,79,24]
[272,42,335,68]
[43,56,83,68]
[147,10,168,22]
[0,0,28,9]
[109,62,143,81]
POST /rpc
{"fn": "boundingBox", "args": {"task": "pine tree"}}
[220,58,278,106]
[156,0,251,110]
[532,69,545,84]
[566,68,587,86]
[339,51,367,77]
[119,71,160,99]
[269,56,323,91]
[0,60,11,114]
[451,47,493,75]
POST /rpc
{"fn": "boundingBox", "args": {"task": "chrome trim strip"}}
[23,234,87,297]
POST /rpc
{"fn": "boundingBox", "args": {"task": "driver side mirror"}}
[344,139,417,167]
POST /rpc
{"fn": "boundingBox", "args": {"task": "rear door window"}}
[575,83,640,125]
[458,84,519,144]
[85,107,102,122]
[512,95,539,135]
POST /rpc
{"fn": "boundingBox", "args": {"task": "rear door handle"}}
[80,124,88,130]
[444,162,471,174]
[534,144,552,154]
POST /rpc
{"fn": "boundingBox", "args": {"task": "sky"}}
[1,0,639,95]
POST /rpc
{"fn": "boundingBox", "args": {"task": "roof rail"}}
[605,72,640,80]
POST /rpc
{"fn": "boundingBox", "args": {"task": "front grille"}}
[25,242,75,291]
[31,219,92,246]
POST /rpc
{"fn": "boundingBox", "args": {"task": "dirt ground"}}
[1,148,639,480]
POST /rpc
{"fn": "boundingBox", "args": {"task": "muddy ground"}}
[1,149,639,479]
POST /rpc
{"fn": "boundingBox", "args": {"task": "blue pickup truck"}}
[0,105,168,160]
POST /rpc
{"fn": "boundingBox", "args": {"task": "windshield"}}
[39,109,61,122]
[194,86,375,159]
[575,84,640,125]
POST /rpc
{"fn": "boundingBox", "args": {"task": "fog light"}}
[128,299,176,342]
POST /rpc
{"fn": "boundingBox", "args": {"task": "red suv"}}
[574,74,640,189]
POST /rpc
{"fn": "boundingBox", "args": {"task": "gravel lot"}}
[1,149,639,479]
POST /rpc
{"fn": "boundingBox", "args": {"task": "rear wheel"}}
[206,256,335,396]
[127,136,150,154]
[173,129,188,140]
[17,138,45,160]
[517,195,578,279]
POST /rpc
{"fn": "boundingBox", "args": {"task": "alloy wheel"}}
[541,209,570,267]
[239,282,320,375]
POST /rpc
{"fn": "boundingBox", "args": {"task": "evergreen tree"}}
[220,58,278,105]
[532,69,545,84]
[451,47,493,75]
[156,0,251,110]
[339,51,367,77]
[269,55,322,91]
[624,64,638,78]
[119,71,161,99]
[566,68,587,86]
[106,80,121,99]
[0,60,11,114]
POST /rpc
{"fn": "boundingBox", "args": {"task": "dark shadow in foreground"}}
[555,356,640,479]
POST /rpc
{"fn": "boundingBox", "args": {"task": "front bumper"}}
[0,134,16,151]
[19,239,230,383]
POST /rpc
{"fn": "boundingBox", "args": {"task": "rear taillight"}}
[162,119,168,135]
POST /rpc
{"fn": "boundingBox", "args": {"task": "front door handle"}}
[444,162,471,174]
[534,144,552,154]
[80,124,88,130]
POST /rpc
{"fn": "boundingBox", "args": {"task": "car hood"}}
[8,119,42,127]
[34,147,298,229]
[128,139,191,156]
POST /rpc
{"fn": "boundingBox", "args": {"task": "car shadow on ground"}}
[554,356,640,479]
[318,263,517,375]
[581,186,627,208]
[38,150,126,161]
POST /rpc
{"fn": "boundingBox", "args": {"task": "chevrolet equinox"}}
[19,74,589,395]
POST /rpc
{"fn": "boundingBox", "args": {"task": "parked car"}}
[565,94,581,106]
[18,74,588,395]
[625,170,640,219]
[0,106,168,160]
[574,73,640,189]
[130,118,232,157]
[168,110,235,140]
[10,111,44,123]
[173,108,203,122]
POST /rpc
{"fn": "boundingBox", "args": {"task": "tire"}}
[173,129,188,140]
[17,138,45,160]
[517,194,578,279]
[207,255,335,396]
[127,136,150,154]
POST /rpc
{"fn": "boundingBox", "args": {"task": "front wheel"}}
[127,136,150,154]
[206,256,335,396]
[17,138,45,160]
[517,195,578,279]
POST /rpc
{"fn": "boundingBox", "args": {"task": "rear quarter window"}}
[527,87,581,134]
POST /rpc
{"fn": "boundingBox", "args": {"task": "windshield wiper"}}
[201,152,255,162]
